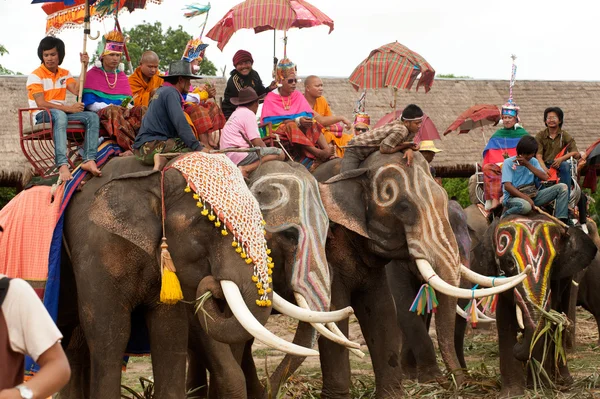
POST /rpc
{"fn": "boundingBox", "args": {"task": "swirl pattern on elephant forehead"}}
[250,174,331,311]
[373,163,460,269]
[496,219,558,307]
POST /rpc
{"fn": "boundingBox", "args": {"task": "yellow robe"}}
[312,96,353,158]
[128,67,163,107]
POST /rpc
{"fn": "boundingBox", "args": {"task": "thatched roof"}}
[2,75,599,185]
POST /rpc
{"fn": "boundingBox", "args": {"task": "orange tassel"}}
[159,238,183,305]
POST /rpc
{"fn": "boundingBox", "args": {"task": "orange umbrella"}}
[443,104,501,135]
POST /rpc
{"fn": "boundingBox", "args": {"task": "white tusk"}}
[220,281,318,357]
[455,305,495,324]
[416,259,527,299]
[272,292,354,323]
[460,264,532,287]
[325,322,366,359]
[516,305,525,330]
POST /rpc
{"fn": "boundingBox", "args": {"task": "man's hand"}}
[526,196,535,208]
[409,142,420,151]
[200,147,211,153]
[403,148,414,166]
[515,155,531,167]
[207,86,217,99]
[299,117,313,129]
[0,388,21,399]
[80,52,89,64]
[551,159,562,169]
[68,103,85,114]
[341,117,352,129]
[268,80,278,90]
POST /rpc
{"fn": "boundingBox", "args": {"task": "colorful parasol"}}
[206,0,334,55]
[374,109,440,142]
[443,104,501,135]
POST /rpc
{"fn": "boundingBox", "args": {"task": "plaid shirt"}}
[345,120,414,159]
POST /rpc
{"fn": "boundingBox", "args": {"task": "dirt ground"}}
[121,308,600,398]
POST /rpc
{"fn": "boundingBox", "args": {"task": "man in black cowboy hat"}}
[219,87,284,177]
[133,60,208,171]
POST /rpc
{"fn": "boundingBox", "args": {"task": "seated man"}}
[303,75,352,157]
[82,31,146,153]
[353,112,370,135]
[219,87,284,177]
[260,58,333,169]
[128,50,162,107]
[535,107,580,200]
[340,104,423,172]
[419,140,442,180]
[502,136,569,224]
[133,61,207,171]
[26,36,101,182]
[481,101,529,210]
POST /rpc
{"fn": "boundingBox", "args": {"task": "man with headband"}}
[481,100,529,211]
[340,104,423,172]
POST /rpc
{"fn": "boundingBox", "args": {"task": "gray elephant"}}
[59,156,340,399]
[471,214,597,397]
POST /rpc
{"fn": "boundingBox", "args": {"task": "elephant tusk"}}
[455,305,495,324]
[460,264,532,287]
[220,281,319,357]
[516,305,525,330]
[325,322,366,359]
[416,259,527,299]
[272,292,354,323]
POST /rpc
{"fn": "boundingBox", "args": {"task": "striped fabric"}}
[349,41,435,93]
[206,0,334,51]
[26,65,75,112]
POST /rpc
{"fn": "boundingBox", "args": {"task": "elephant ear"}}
[89,170,163,257]
[318,169,369,238]
[552,226,598,280]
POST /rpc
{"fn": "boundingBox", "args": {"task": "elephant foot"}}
[555,364,574,387]
[416,365,443,384]
[499,385,524,398]
[400,364,417,381]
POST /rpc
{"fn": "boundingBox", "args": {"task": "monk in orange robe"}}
[303,75,353,157]
[128,51,163,107]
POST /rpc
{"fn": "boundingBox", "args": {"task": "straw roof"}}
[1,75,599,186]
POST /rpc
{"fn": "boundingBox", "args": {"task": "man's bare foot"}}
[238,166,250,179]
[153,153,169,171]
[119,150,134,157]
[58,165,73,182]
[81,160,102,177]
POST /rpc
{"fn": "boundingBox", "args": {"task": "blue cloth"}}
[36,109,100,166]
[133,85,201,151]
[504,183,569,219]
[262,112,312,126]
[501,156,543,200]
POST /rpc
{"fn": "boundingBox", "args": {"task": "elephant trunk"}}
[196,275,270,344]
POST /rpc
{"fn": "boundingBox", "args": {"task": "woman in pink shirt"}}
[219,87,284,177]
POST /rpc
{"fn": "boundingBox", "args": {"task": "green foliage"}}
[442,177,470,207]
[0,188,16,209]
[0,44,18,75]
[437,73,472,79]
[124,22,216,75]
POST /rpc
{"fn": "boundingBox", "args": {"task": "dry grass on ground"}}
[121,308,600,398]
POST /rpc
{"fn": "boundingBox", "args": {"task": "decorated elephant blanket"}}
[0,140,122,378]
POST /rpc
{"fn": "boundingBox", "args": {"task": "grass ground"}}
[120,308,600,398]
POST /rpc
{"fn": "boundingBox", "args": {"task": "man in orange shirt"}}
[128,50,162,107]
[26,37,101,182]
[303,75,352,157]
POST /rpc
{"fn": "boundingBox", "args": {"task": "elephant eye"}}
[281,227,299,242]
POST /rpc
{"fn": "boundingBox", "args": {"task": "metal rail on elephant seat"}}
[18,107,110,178]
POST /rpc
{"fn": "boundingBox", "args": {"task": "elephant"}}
[471,214,597,397]
[58,155,343,399]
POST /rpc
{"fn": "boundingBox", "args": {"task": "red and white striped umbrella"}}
[349,41,435,93]
[206,0,334,51]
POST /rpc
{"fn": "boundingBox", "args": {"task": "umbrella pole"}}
[115,19,133,74]
[273,30,277,80]
[78,0,93,100]
[283,30,287,58]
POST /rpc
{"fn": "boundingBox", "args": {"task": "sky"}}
[0,0,598,84]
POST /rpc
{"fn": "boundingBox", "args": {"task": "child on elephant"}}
[340,104,423,172]
[501,135,570,224]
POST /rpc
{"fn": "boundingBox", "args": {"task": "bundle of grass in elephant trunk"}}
[526,306,571,392]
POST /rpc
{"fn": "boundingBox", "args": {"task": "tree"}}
[0,44,17,75]
[437,74,472,79]
[124,21,217,75]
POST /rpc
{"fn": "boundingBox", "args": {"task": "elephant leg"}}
[186,345,209,398]
[399,331,417,380]
[319,276,352,399]
[59,325,90,399]
[353,270,402,398]
[454,299,468,370]
[386,262,440,383]
[496,295,525,398]
[238,340,264,399]
[263,321,315,398]
[145,304,188,399]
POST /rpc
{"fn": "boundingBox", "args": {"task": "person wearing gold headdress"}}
[303,75,353,158]
[180,38,225,150]
[260,59,333,169]
[128,50,162,107]
[82,31,146,153]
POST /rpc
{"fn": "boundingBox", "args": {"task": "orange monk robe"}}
[128,67,163,107]
[312,96,353,158]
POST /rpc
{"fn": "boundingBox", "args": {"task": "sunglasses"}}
[355,127,369,133]
[286,78,298,84]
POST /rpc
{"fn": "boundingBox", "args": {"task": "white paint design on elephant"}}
[372,163,460,273]
[250,173,331,311]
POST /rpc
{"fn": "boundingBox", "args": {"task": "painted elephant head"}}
[477,214,597,362]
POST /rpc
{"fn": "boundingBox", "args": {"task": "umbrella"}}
[206,0,334,63]
[349,41,435,111]
[374,109,440,143]
[443,104,501,135]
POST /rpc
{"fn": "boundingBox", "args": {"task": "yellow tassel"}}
[184,186,191,193]
[159,238,183,305]
[265,299,272,307]
[241,252,247,259]
[245,258,252,264]
[221,229,228,236]
[196,201,203,208]
[208,214,216,221]
[232,241,238,248]
[193,194,199,200]
[251,275,258,282]
[267,262,275,269]
[266,288,272,293]
[256,299,261,306]
[201,209,209,216]
[261,220,266,226]
[215,221,221,227]
[267,268,273,275]
[258,289,265,295]
[268,277,272,283]
[266,249,271,255]
[256,282,262,289]
[235,247,242,253]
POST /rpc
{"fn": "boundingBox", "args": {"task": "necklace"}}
[103,69,117,89]
[281,94,292,110]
